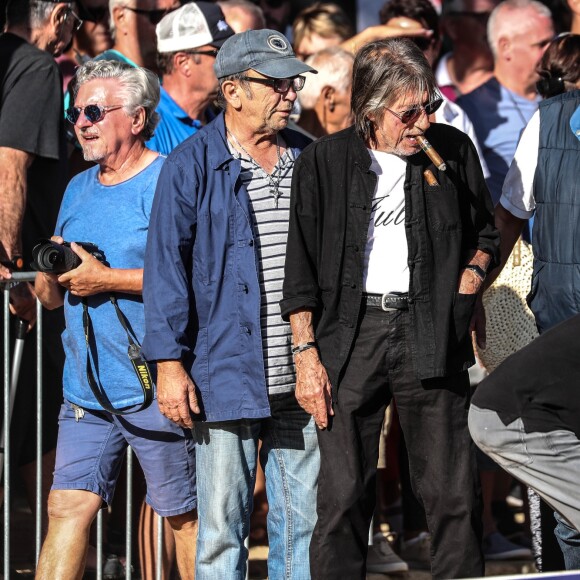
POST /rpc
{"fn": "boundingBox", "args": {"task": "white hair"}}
[298,47,354,110]
[487,0,552,57]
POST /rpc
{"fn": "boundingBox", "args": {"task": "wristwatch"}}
[463,264,487,281]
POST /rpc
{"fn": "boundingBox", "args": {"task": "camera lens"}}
[32,241,81,273]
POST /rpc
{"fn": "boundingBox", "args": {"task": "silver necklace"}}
[506,87,528,126]
[227,128,283,207]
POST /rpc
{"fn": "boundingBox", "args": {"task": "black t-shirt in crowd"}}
[0,32,68,263]
[472,313,580,439]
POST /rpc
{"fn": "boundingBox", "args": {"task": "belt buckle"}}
[381,293,397,312]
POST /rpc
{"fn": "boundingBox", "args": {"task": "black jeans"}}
[310,304,483,579]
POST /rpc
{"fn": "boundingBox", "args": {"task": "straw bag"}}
[476,239,538,373]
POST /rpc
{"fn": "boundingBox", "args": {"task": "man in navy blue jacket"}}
[142,29,319,579]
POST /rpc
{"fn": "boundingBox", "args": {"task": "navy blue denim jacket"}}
[142,112,311,422]
[281,124,500,388]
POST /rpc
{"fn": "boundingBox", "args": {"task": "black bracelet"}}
[291,341,318,356]
[463,264,487,281]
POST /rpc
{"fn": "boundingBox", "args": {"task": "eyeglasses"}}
[239,75,306,93]
[122,5,170,25]
[66,7,84,31]
[386,97,443,125]
[65,104,124,124]
[185,49,219,58]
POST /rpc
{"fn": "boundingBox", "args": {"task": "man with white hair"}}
[457,0,554,204]
[147,2,234,154]
[34,60,197,580]
[296,47,354,138]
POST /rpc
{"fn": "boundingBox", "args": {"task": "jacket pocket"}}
[424,184,461,231]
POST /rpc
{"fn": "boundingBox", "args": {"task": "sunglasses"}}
[386,97,443,125]
[185,49,219,58]
[66,104,124,124]
[122,5,170,25]
[239,75,306,93]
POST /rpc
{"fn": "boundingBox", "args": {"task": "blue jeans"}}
[193,392,319,580]
[555,512,580,569]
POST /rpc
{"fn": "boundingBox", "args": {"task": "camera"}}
[31,239,105,274]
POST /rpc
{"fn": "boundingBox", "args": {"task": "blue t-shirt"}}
[146,86,202,155]
[55,155,164,410]
[458,77,540,204]
[572,105,580,142]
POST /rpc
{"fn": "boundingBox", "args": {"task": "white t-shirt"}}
[363,149,409,294]
[499,110,540,220]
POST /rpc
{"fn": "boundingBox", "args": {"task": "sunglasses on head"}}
[386,97,443,125]
[239,75,306,93]
[65,104,124,124]
[122,5,169,25]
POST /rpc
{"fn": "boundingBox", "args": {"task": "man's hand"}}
[9,282,37,330]
[156,360,200,429]
[457,267,484,295]
[57,242,111,297]
[294,348,334,429]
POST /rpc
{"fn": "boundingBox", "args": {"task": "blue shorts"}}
[52,399,197,517]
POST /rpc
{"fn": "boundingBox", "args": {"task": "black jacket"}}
[281,123,499,387]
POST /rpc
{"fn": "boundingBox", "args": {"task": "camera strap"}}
[82,295,153,415]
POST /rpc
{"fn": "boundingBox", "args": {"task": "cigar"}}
[423,169,439,186]
[416,135,447,171]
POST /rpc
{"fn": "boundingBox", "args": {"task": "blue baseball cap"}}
[214,29,317,80]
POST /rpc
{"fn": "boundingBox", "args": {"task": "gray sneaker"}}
[400,532,432,570]
[367,532,409,574]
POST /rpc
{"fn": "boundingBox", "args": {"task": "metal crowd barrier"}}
[2,273,165,580]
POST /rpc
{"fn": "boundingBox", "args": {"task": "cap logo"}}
[267,34,287,52]
[217,19,229,32]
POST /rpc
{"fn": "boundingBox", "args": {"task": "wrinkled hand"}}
[294,348,334,429]
[156,361,200,429]
[57,242,110,297]
[457,268,483,295]
[470,293,487,350]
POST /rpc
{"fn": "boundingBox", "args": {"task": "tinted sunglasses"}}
[386,97,443,124]
[123,5,169,25]
[66,104,123,124]
[239,75,306,93]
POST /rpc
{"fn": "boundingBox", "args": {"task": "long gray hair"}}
[74,60,160,141]
[352,38,438,146]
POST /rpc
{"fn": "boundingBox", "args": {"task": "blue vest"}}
[529,90,580,333]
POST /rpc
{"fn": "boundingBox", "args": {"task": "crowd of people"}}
[1,0,579,578]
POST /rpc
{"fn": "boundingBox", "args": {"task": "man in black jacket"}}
[281,38,499,580]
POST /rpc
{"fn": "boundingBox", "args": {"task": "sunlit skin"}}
[368,92,431,157]
[73,79,138,167]
[233,71,299,136]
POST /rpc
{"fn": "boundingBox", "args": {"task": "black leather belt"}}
[363,293,409,311]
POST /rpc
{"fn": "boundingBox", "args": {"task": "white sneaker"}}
[367,532,409,574]
[400,532,432,570]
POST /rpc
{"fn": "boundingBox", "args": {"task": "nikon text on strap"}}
[82,295,153,415]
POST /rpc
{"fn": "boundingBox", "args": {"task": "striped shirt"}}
[229,140,296,394]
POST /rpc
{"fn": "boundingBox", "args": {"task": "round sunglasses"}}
[66,104,124,124]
